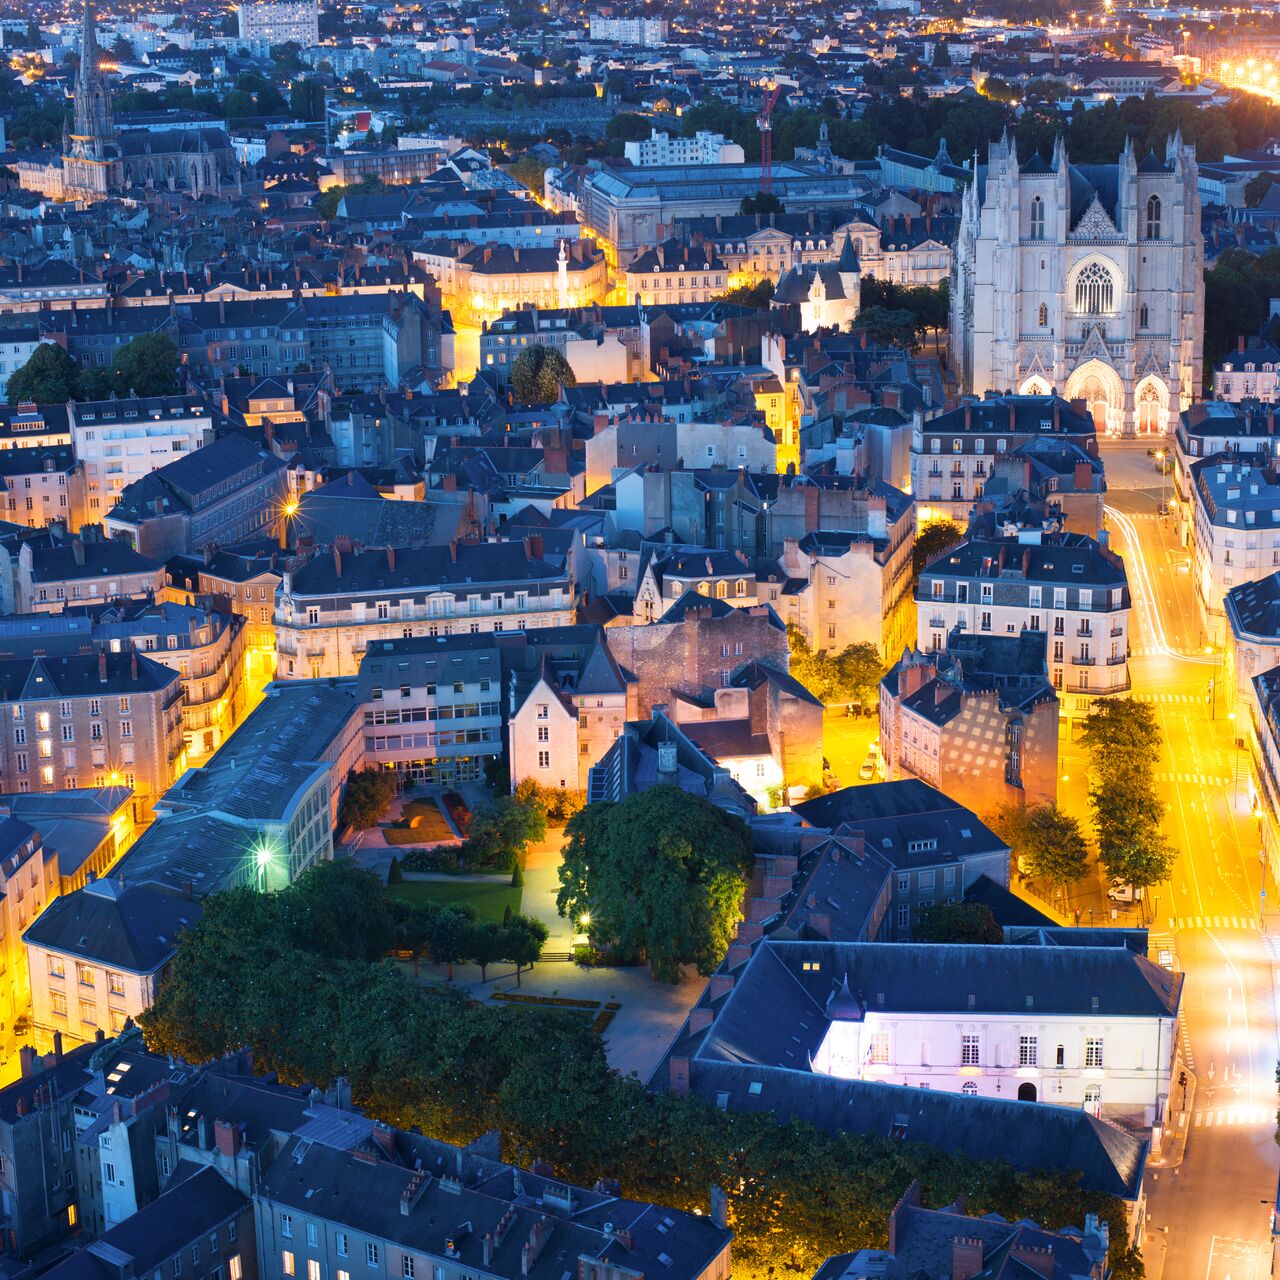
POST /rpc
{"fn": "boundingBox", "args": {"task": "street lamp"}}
[253,838,275,892]
[1154,448,1168,513]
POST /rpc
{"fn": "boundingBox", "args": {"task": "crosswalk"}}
[1131,691,1203,705]
[1178,915,1262,931]
[1193,1104,1273,1128]
[1154,771,1231,787]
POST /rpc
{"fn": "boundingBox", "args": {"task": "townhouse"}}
[879,629,1059,818]
[916,531,1131,719]
[911,396,1098,528]
[274,539,573,680]
[0,445,84,530]
[11,534,167,615]
[623,239,728,307]
[479,304,645,385]
[0,649,184,819]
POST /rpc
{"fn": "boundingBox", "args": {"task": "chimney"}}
[709,1186,728,1230]
[386,546,396,572]
[887,1181,921,1254]
[952,1238,986,1280]
[214,1119,242,1157]
[1239,334,1247,353]
[52,1030,62,1062]
[98,649,108,684]
[1074,460,1092,490]
[130,649,138,681]
[18,1047,35,1078]
[898,656,936,699]
[333,545,342,579]
[1008,1244,1056,1280]
[964,404,972,429]
[72,537,85,566]
[669,1055,690,1096]
[372,1125,398,1160]
[449,541,459,563]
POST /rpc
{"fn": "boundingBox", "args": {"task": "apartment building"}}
[24,878,202,1048]
[237,0,319,44]
[1190,455,1280,645]
[0,818,58,1048]
[69,395,213,520]
[916,531,1131,718]
[911,396,1098,527]
[105,434,289,561]
[879,630,1059,818]
[358,635,505,786]
[0,649,184,819]
[0,446,84,530]
[624,130,743,167]
[194,547,285,656]
[623,240,729,307]
[18,535,167,614]
[275,539,573,679]
[479,304,644,385]
[587,14,669,43]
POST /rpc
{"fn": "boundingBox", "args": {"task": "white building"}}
[1190,456,1280,645]
[916,530,1131,718]
[236,0,318,46]
[803,942,1181,1123]
[0,328,53,401]
[951,133,1204,437]
[23,878,201,1050]
[70,396,212,521]
[588,15,668,45]
[623,130,744,167]
[1213,340,1280,403]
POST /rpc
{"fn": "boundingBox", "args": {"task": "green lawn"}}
[383,798,454,845]
[386,879,522,923]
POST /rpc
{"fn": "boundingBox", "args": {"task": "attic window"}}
[967,994,976,1008]
[801,961,821,972]
[747,1081,763,1096]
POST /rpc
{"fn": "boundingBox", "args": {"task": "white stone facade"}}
[951,133,1204,437]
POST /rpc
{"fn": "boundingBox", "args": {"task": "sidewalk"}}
[1148,1061,1196,1169]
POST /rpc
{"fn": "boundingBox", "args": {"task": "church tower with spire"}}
[62,0,121,200]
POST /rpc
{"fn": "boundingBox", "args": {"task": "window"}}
[366,1245,380,1268]
[308,1262,321,1280]
[191,1247,200,1267]
[961,1080,978,1096]
[229,1260,242,1280]
[896,903,909,929]
[48,955,65,978]
[1085,1036,1103,1068]
[1018,1035,1038,1067]
[1029,195,1044,241]
[961,1034,981,1066]
[104,1161,116,1183]
[281,1216,293,1240]
[337,1234,349,1259]
[538,751,550,769]
[107,972,125,997]
[50,992,66,1016]
[1145,194,1161,239]
[1139,303,1149,329]
[1084,1084,1101,1107]
[1038,301,1048,327]
[77,964,94,987]
[174,1260,182,1278]
[869,1031,889,1064]
[283,1254,295,1278]
[1074,261,1114,315]
[307,1224,318,1247]
[403,1259,415,1279]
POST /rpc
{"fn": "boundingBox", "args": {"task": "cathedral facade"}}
[950,133,1204,437]
[26,0,237,203]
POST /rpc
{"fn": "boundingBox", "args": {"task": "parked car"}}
[858,760,876,781]
[1106,879,1144,904]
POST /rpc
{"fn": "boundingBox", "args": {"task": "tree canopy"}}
[511,344,576,404]
[787,627,885,711]
[4,333,179,405]
[1079,699,1176,890]
[913,519,965,581]
[998,803,1091,890]
[140,855,1138,1278]
[557,787,754,981]
[912,902,1003,944]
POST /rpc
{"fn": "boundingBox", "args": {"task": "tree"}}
[465,794,546,870]
[290,78,326,121]
[1079,699,1176,890]
[106,333,179,397]
[833,642,885,712]
[387,855,404,885]
[913,518,964,580]
[740,191,783,216]
[503,913,548,984]
[510,344,575,404]
[339,767,396,830]
[422,905,474,979]
[558,787,754,982]
[4,343,82,404]
[854,305,920,349]
[912,902,1003,944]
[1000,803,1090,891]
[786,626,884,709]
[931,40,952,68]
[714,278,774,310]
[466,920,507,982]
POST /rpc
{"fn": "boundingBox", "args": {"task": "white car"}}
[1106,880,1144,904]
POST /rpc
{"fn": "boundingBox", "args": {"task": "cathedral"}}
[950,132,1204,437]
[27,0,238,203]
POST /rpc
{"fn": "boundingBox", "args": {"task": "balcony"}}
[1071,655,1095,666]
[1106,654,1127,666]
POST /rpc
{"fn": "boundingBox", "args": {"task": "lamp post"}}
[255,840,273,893]
[1154,448,1168,513]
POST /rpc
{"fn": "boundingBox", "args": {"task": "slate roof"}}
[23,878,202,973]
[918,532,1127,589]
[0,650,178,701]
[1226,571,1280,641]
[28,538,163,584]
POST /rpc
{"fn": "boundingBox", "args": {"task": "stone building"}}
[951,133,1203,437]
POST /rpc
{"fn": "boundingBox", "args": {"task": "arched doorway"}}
[1017,1082,1038,1102]
[1065,360,1124,436]
[1135,376,1169,435]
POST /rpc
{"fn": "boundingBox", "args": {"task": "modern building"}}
[951,134,1204,437]
[879,629,1059,818]
[70,395,213,521]
[587,14,669,44]
[23,877,202,1047]
[274,540,573,680]
[236,0,319,45]
[916,530,1131,718]
[623,130,743,168]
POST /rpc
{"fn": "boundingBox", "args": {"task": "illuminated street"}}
[1096,443,1280,1280]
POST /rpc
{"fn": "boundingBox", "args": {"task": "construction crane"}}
[757,81,783,195]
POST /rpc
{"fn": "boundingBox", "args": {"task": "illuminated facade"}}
[951,133,1204,436]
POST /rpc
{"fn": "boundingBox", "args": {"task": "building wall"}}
[27,942,154,1048]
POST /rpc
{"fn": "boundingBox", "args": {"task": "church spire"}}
[72,0,113,152]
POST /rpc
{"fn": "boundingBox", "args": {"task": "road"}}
[1097,443,1280,1280]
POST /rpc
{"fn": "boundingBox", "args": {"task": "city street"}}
[1095,443,1280,1280]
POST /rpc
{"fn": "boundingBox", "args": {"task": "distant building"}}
[623,130,743,167]
[880,628,1059,818]
[588,14,668,45]
[1214,338,1280,403]
[0,818,57,1045]
[236,0,318,45]
[0,327,53,400]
